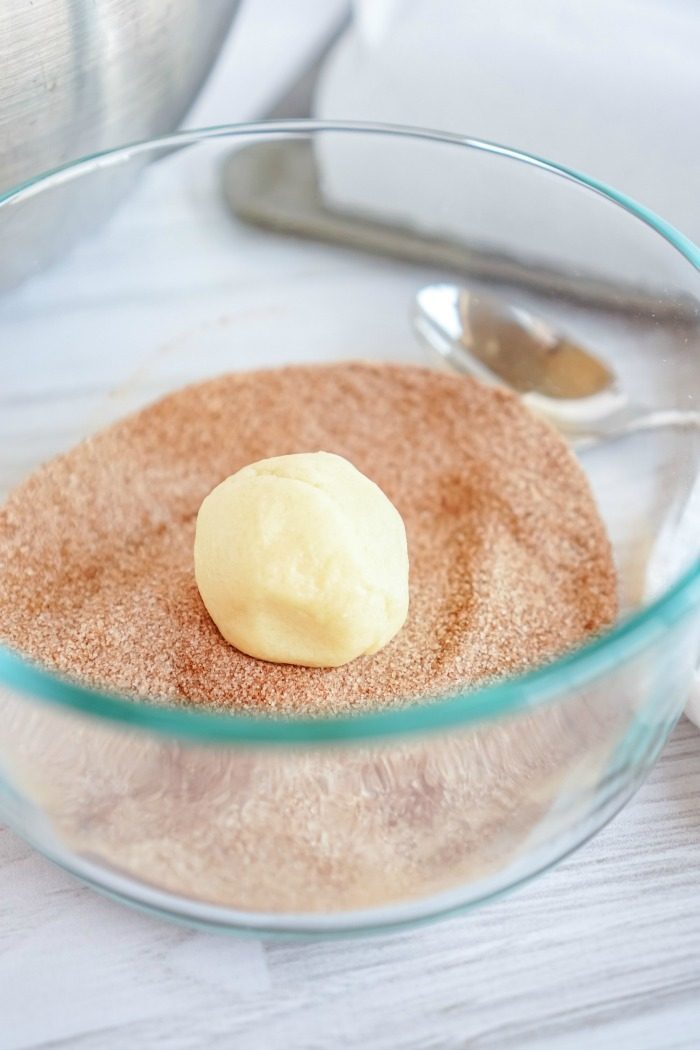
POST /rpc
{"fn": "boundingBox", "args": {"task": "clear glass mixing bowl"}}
[0,123,699,936]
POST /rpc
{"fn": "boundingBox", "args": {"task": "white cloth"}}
[315,0,700,281]
[647,469,700,726]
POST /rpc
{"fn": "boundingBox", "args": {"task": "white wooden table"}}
[2,5,700,1047]
[2,720,699,1050]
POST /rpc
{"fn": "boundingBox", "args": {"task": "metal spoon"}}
[413,283,700,445]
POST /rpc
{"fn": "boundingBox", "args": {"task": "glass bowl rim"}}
[1,118,699,746]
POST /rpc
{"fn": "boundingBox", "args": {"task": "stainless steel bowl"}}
[0,0,240,285]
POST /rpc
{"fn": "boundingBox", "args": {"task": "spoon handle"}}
[573,406,700,450]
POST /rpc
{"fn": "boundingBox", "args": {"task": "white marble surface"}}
[2,3,700,1048]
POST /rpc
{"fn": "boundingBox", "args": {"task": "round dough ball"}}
[194,452,409,668]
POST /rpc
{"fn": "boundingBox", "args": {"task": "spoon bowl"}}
[414,283,700,443]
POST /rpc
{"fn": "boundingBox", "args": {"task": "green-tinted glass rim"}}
[1,119,699,745]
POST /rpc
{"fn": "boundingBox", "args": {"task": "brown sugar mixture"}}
[0,362,617,715]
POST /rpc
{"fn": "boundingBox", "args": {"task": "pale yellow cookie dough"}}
[194,451,409,667]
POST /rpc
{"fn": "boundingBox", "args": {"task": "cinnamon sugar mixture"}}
[0,362,621,914]
[0,362,616,714]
